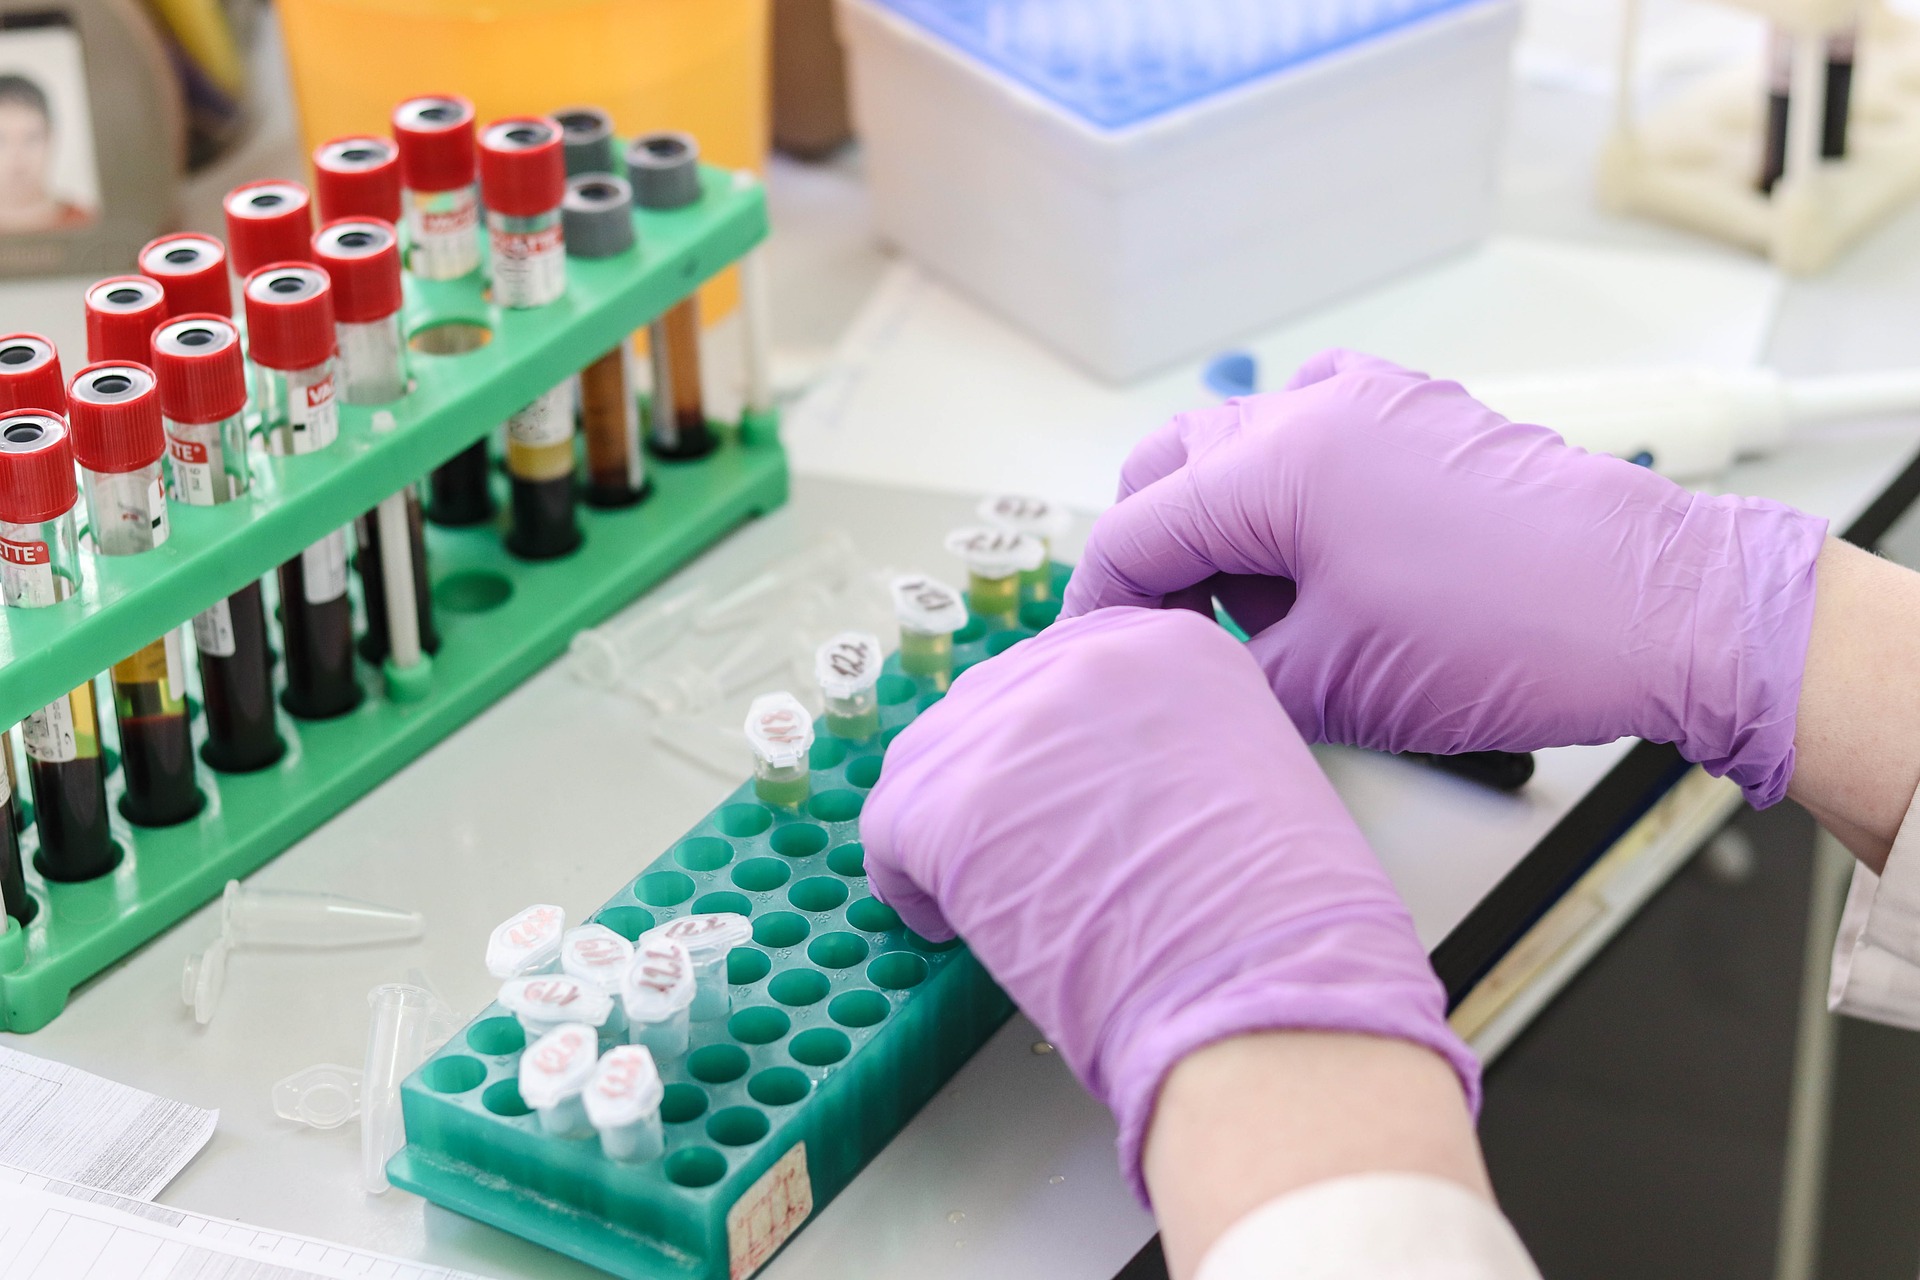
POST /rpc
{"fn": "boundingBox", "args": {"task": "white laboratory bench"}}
[4,12,1920,1280]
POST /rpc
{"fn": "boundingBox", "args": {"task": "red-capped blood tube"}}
[223,180,316,276]
[84,276,167,364]
[139,233,231,317]
[313,135,402,224]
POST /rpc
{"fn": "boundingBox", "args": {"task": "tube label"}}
[0,537,55,607]
[489,222,566,309]
[23,694,76,763]
[728,1143,813,1280]
[406,185,481,281]
[291,368,339,454]
[193,597,236,658]
[302,528,350,604]
[506,384,576,482]
[167,427,241,506]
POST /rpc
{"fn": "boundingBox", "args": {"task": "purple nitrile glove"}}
[1062,349,1831,807]
[860,606,1477,1202]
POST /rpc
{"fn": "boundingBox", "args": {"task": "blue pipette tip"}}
[1202,351,1259,400]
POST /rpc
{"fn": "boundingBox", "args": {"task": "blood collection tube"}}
[0,412,115,882]
[480,117,579,559]
[315,219,436,663]
[0,725,24,924]
[745,692,814,810]
[556,106,615,176]
[394,95,491,525]
[1760,29,1792,195]
[312,136,402,224]
[628,133,714,460]
[1822,28,1856,160]
[979,494,1070,602]
[151,314,282,773]
[139,233,231,317]
[69,363,200,827]
[945,526,1046,627]
[815,631,883,742]
[242,266,360,720]
[890,574,968,690]
[0,334,63,414]
[84,276,167,363]
[223,180,316,276]
[563,173,647,507]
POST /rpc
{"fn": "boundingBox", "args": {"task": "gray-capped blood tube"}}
[628,132,714,461]
[563,173,647,507]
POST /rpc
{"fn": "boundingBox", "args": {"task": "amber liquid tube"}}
[647,300,714,460]
[0,412,116,882]
[505,383,581,560]
[582,343,646,507]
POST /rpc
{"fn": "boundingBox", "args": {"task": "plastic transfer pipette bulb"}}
[629,133,715,461]
[152,314,283,774]
[70,363,200,827]
[816,631,884,742]
[890,575,968,690]
[564,173,648,508]
[621,936,694,1058]
[745,693,814,811]
[521,1023,600,1138]
[243,267,360,721]
[586,1045,665,1163]
[641,914,750,1023]
[0,412,114,883]
[946,526,1046,627]
[979,494,1069,603]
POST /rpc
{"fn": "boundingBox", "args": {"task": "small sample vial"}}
[222,179,315,276]
[151,314,283,773]
[520,1022,601,1138]
[83,276,167,364]
[138,233,231,317]
[555,106,615,176]
[392,94,482,281]
[562,922,634,1039]
[815,631,884,742]
[498,974,613,1042]
[312,136,402,224]
[243,269,359,722]
[628,133,714,461]
[0,412,114,882]
[979,493,1070,602]
[945,526,1046,627]
[479,117,567,311]
[640,914,750,1023]
[0,727,26,924]
[585,1045,665,1164]
[486,904,567,978]
[621,936,695,1058]
[745,693,814,811]
[69,363,200,827]
[889,575,968,690]
[0,333,65,414]
[562,174,647,508]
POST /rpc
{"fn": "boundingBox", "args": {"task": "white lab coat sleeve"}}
[1193,1173,1542,1280]
[1828,784,1920,1029]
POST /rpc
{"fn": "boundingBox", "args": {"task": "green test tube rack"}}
[388,575,1069,1280]
[0,165,787,1033]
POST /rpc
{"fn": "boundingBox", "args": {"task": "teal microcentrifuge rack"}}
[389,575,1069,1280]
[0,164,787,1032]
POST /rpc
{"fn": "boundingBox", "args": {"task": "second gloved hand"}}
[860,606,1476,1200]
[1062,349,1830,806]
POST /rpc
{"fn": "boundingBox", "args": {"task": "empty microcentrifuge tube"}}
[978,494,1069,602]
[585,1045,665,1163]
[70,363,199,827]
[890,574,968,690]
[816,631,884,742]
[628,132,714,461]
[486,903,566,978]
[626,626,807,719]
[520,1022,601,1138]
[563,173,647,509]
[622,936,695,1058]
[223,180,315,277]
[1,727,25,925]
[562,922,633,1039]
[567,584,710,690]
[499,975,613,1041]
[363,981,458,1193]
[694,531,862,633]
[273,1063,362,1129]
[945,526,1046,626]
[745,693,814,811]
[641,915,750,1023]
[139,233,231,317]
[84,276,167,364]
[0,411,114,883]
[313,136,402,224]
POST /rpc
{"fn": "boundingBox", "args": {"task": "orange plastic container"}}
[277,0,768,317]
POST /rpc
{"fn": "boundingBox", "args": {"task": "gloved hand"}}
[1061,349,1830,807]
[860,606,1476,1200]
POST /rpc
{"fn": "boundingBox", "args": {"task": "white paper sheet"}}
[0,1048,216,1201]
[0,1164,493,1279]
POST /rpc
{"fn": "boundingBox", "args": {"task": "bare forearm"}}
[1789,537,1920,872]
[1142,1032,1491,1279]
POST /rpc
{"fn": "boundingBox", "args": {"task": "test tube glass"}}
[628,132,715,461]
[0,728,26,924]
[151,315,283,772]
[0,412,114,882]
[745,692,814,810]
[70,363,200,827]
[561,172,646,507]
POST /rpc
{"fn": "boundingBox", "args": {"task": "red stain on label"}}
[728,1144,813,1280]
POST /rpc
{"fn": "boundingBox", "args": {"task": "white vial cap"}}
[745,693,814,768]
[561,923,634,993]
[945,526,1046,579]
[621,937,695,1023]
[890,575,967,636]
[498,974,613,1028]
[642,912,752,964]
[518,1023,601,1109]
[978,493,1070,540]
[584,1045,664,1130]
[486,904,566,978]
[815,631,884,700]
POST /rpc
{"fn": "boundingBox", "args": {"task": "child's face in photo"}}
[0,98,51,214]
